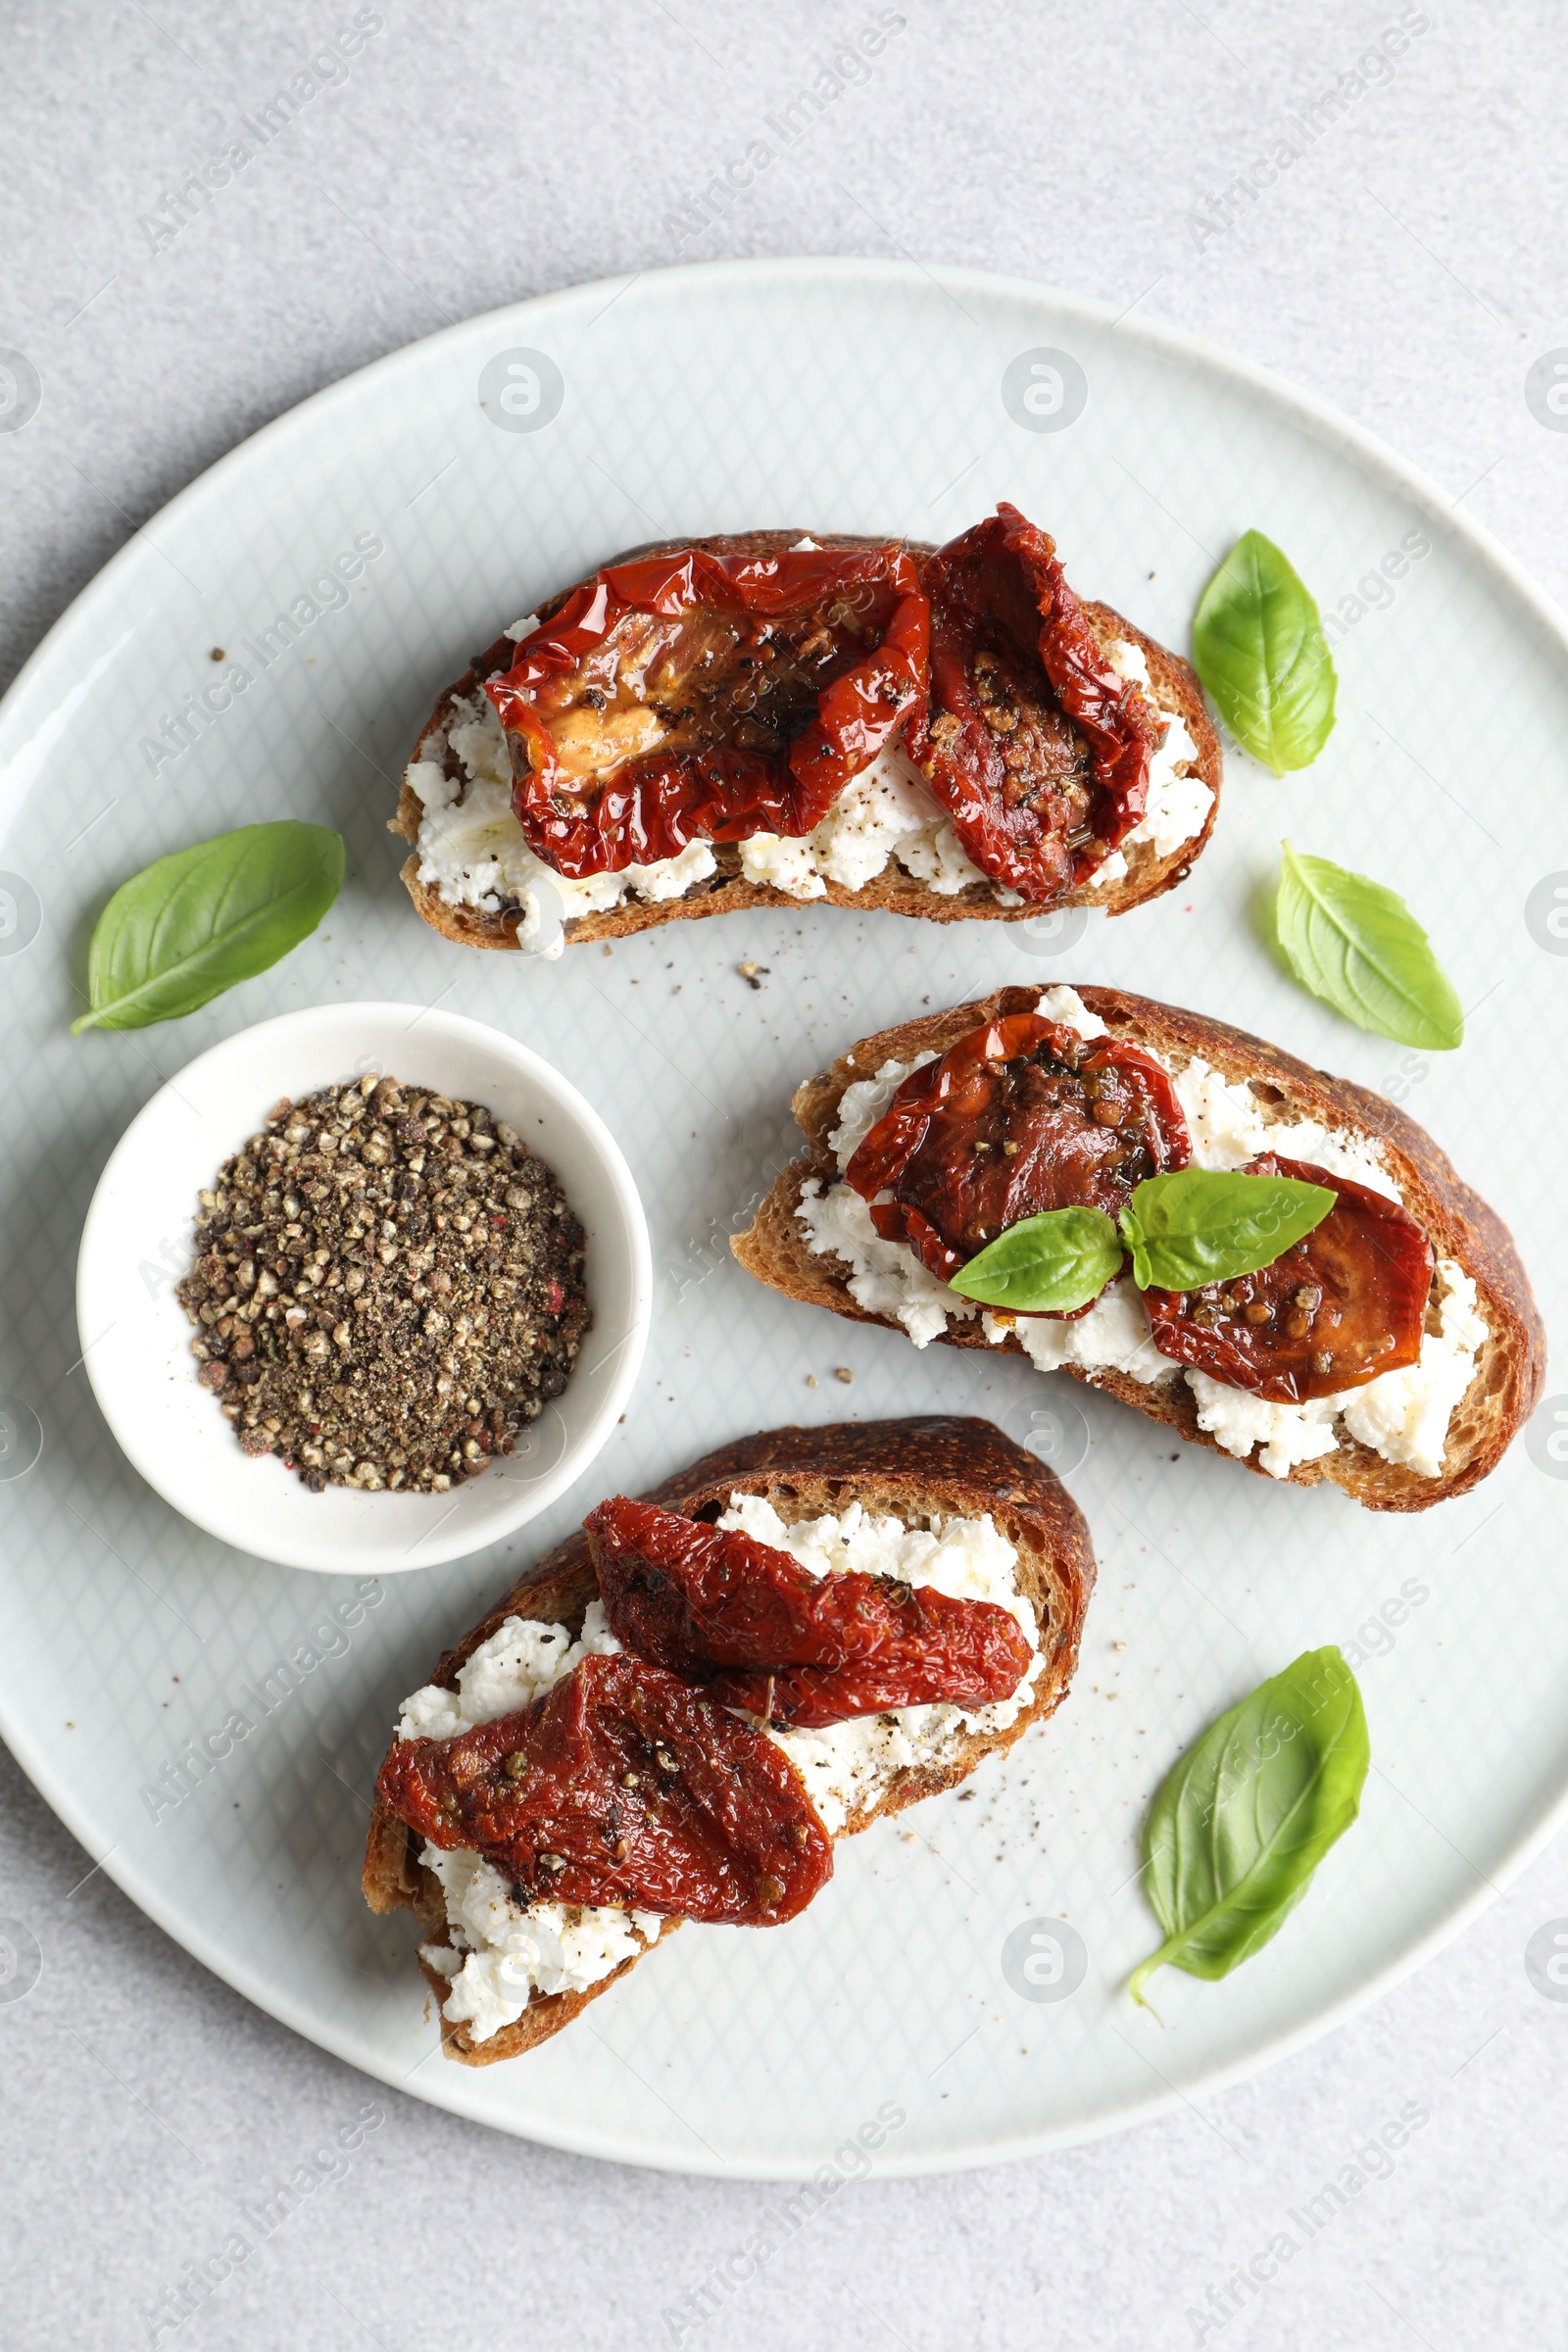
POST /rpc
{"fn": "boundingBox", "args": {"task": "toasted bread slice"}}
[732,988,1545,1512]
[363,1415,1095,2063]
[388,530,1221,950]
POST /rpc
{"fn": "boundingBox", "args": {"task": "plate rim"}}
[2,252,1562,2177]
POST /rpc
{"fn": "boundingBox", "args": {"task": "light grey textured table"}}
[3,4,1564,2345]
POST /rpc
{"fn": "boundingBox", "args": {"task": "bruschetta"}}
[391,510,1221,956]
[363,1416,1094,2061]
[732,987,1544,1510]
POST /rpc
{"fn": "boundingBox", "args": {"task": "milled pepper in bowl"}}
[176,1072,590,1493]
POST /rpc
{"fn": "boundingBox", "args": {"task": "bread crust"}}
[731,987,1545,1512]
[363,1414,1095,2063]
[388,531,1221,949]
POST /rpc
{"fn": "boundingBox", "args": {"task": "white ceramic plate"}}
[74,1003,652,1572]
[1,258,1563,2180]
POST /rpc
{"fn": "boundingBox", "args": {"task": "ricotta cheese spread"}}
[1088,639,1212,886]
[719,1492,1043,1836]
[396,1500,1039,2041]
[736,734,990,903]
[796,985,1489,1482]
[406,623,1207,946]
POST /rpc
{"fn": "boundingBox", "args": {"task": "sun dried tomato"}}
[1142,1153,1435,1402]
[376,1651,831,1925]
[844,1012,1191,1295]
[486,544,928,876]
[584,1496,1033,1730]
[911,503,1159,903]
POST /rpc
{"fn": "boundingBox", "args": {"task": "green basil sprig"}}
[1276,841,1463,1052]
[73,820,344,1035]
[945,1206,1125,1313]
[1129,1646,1369,2011]
[1191,529,1337,773]
[1117,1165,1336,1293]
[948,1167,1336,1315]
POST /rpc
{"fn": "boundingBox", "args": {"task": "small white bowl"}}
[75,1003,652,1573]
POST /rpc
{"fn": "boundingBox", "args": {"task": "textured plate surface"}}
[0,257,1562,2179]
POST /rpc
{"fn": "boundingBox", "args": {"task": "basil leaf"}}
[1191,529,1336,773]
[1129,1647,1369,2010]
[1276,841,1463,1051]
[1118,1166,1336,1293]
[73,821,344,1035]
[948,1205,1123,1313]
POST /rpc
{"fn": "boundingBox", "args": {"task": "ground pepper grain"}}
[176,1072,591,1494]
